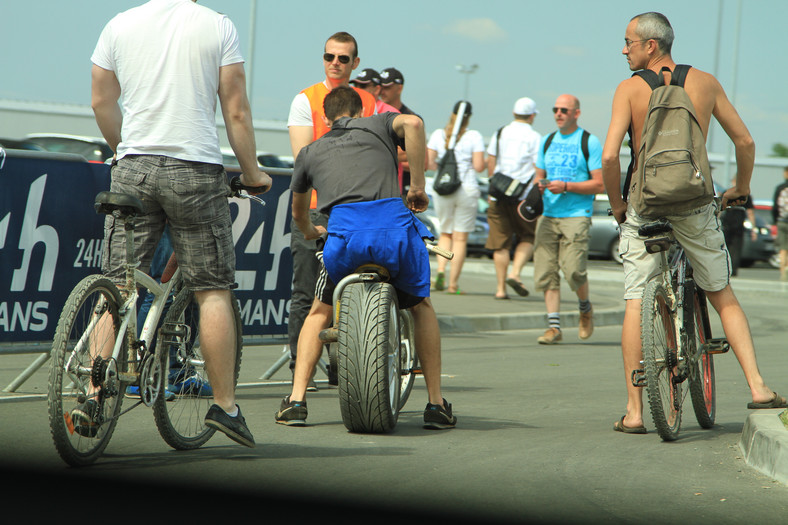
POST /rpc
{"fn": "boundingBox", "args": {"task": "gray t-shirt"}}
[291,113,404,215]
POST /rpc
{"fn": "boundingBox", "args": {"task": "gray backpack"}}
[624,65,713,219]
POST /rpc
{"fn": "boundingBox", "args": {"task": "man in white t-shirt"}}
[89,0,270,447]
[485,97,542,299]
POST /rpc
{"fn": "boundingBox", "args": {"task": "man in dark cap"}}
[379,67,422,194]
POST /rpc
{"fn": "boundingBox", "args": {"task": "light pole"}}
[456,64,478,100]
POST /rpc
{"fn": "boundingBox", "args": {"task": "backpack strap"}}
[543,131,556,155]
[495,126,504,158]
[670,64,691,87]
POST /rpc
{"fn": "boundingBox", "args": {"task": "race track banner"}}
[0,149,293,344]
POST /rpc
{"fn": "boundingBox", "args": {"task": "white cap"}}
[513,97,538,116]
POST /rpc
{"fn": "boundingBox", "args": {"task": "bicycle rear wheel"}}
[641,280,682,441]
[688,289,716,428]
[153,289,243,449]
[337,281,401,433]
[398,309,418,410]
[48,275,126,466]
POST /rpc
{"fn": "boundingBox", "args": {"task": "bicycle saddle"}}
[354,263,391,282]
[94,191,144,217]
[638,219,672,237]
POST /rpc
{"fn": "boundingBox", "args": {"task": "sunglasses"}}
[552,107,572,115]
[323,53,351,64]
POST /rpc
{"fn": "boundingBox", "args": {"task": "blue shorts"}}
[320,198,433,301]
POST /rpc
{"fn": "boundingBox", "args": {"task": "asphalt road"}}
[1,259,786,524]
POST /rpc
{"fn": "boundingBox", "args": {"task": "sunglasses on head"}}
[323,53,351,64]
[552,107,571,115]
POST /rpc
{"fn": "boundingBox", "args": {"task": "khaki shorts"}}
[485,198,537,251]
[102,155,235,291]
[619,202,730,300]
[533,216,590,292]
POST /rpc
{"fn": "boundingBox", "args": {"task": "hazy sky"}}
[1,0,786,158]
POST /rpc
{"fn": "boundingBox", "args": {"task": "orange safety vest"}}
[301,82,377,208]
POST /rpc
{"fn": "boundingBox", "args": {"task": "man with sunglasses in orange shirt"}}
[284,32,376,384]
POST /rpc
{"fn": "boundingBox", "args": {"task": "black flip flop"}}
[506,278,529,297]
[613,416,647,434]
[747,392,788,409]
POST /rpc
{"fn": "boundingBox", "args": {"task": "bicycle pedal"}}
[319,327,338,343]
[631,369,647,387]
[704,338,730,355]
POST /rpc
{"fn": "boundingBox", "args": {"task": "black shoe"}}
[204,404,255,448]
[423,398,457,430]
[71,399,101,438]
[275,395,308,426]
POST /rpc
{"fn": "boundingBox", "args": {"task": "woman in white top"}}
[427,100,485,294]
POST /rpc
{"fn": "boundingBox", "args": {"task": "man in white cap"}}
[485,97,542,299]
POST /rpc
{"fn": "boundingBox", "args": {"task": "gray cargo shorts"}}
[102,155,235,291]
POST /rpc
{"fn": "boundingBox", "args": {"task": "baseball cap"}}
[350,68,380,86]
[513,97,539,116]
[453,100,472,116]
[380,67,404,86]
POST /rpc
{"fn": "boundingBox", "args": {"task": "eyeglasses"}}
[323,53,351,64]
[624,38,649,49]
[552,107,572,115]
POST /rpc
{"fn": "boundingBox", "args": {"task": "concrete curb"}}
[437,307,625,334]
[739,412,788,485]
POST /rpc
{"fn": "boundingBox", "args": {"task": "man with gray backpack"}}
[601,11,785,434]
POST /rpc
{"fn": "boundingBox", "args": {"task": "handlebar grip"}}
[426,243,454,260]
[230,176,270,194]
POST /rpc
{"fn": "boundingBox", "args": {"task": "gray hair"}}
[631,12,674,55]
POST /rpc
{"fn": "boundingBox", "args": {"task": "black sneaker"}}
[204,404,255,448]
[71,399,101,438]
[423,398,457,430]
[275,395,308,426]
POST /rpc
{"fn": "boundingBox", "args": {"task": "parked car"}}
[0,137,46,151]
[25,133,113,163]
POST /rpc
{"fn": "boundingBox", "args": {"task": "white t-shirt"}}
[486,121,542,184]
[91,0,244,164]
[288,92,315,127]
[427,128,485,196]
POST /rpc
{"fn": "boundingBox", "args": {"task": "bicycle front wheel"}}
[48,275,126,467]
[337,281,401,433]
[641,281,682,441]
[688,289,716,428]
[153,289,243,449]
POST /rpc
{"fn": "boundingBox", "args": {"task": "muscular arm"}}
[393,113,429,212]
[602,81,634,223]
[218,63,271,191]
[91,65,122,153]
[712,83,755,208]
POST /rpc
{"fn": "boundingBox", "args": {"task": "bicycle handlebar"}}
[426,242,454,260]
[229,176,267,205]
